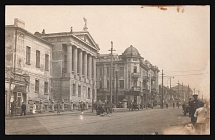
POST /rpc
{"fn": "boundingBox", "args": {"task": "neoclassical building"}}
[5,18,99,116]
[96,45,159,106]
[37,25,99,106]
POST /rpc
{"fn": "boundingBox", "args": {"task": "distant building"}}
[171,84,193,102]
[96,45,159,106]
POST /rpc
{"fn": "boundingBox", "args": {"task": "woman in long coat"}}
[32,103,36,114]
[57,101,61,114]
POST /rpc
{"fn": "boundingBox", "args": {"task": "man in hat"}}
[189,93,204,124]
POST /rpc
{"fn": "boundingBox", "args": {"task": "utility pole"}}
[169,77,174,99]
[177,80,180,100]
[182,82,184,101]
[115,69,118,105]
[187,84,189,101]
[161,70,164,109]
[194,88,195,94]
[108,41,115,112]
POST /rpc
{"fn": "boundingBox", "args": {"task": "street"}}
[5,107,191,135]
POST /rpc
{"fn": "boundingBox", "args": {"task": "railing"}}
[151,76,156,81]
[132,86,141,91]
[131,72,141,78]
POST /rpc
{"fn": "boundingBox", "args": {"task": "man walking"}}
[189,93,204,125]
[20,102,26,116]
[57,101,61,114]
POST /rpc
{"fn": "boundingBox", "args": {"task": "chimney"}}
[70,27,73,33]
[14,18,25,29]
[42,29,45,34]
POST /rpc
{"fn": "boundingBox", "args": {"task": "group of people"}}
[187,94,209,133]
[94,100,112,116]
[10,101,37,117]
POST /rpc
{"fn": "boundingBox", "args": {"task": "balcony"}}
[132,86,141,92]
[131,72,141,79]
[142,76,149,81]
[151,76,156,81]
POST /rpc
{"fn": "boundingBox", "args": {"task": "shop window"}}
[78,85,81,97]
[45,54,49,71]
[44,82,48,95]
[119,80,124,89]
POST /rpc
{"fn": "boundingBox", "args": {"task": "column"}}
[93,57,96,101]
[84,52,87,78]
[73,46,77,75]
[89,55,92,79]
[67,45,72,73]
[79,49,82,77]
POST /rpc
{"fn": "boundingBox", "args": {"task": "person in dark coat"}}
[21,102,26,116]
[177,102,179,108]
[105,100,110,115]
[57,101,61,114]
[189,94,204,124]
[80,101,83,113]
[10,101,15,117]
[173,102,175,108]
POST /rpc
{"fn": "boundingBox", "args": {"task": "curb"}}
[5,110,93,120]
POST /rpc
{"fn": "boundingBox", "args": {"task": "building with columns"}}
[96,45,159,107]
[5,18,99,116]
[36,26,99,106]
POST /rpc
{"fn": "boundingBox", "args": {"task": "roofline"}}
[40,32,99,51]
[5,25,53,47]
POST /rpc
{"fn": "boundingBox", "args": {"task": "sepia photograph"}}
[5,5,210,135]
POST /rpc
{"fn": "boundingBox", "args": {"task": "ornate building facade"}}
[5,18,99,115]
[96,45,159,106]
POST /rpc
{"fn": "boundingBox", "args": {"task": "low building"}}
[5,18,53,115]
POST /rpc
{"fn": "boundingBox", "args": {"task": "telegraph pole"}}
[187,84,189,101]
[161,70,164,109]
[177,80,180,100]
[194,88,195,94]
[182,82,184,101]
[109,41,115,112]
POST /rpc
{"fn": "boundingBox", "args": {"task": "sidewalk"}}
[5,109,93,120]
[5,107,160,120]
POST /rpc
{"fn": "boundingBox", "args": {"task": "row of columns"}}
[66,44,95,79]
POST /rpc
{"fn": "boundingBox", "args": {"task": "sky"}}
[5,5,210,99]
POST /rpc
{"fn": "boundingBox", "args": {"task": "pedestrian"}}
[20,102,26,116]
[105,100,111,115]
[189,93,204,125]
[166,103,168,109]
[57,101,61,114]
[10,101,15,117]
[173,102,175,108]
[151,102,153,109]
[177,102,179,108]
[80,101,83,113]
[32,102,36,114]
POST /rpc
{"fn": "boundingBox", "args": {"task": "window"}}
[134,80,137,87]
[64,55,67,72]
[100,67,102,76]
[107,67,109,77]
[107,80,109,89]
[36,50,40,68]
[73,84,76,96]
[26,46,31,64]
[119,80,124,89]
[119,67,124,77]
[44,82,48,95]
[99,81,102,89]
[78,85,81,97]
[45,54,49,71]
[88,88,90,99]
[133,58,137,61]
[112,80,114,88]
[133,66,137,73]
[35,80,39,93]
